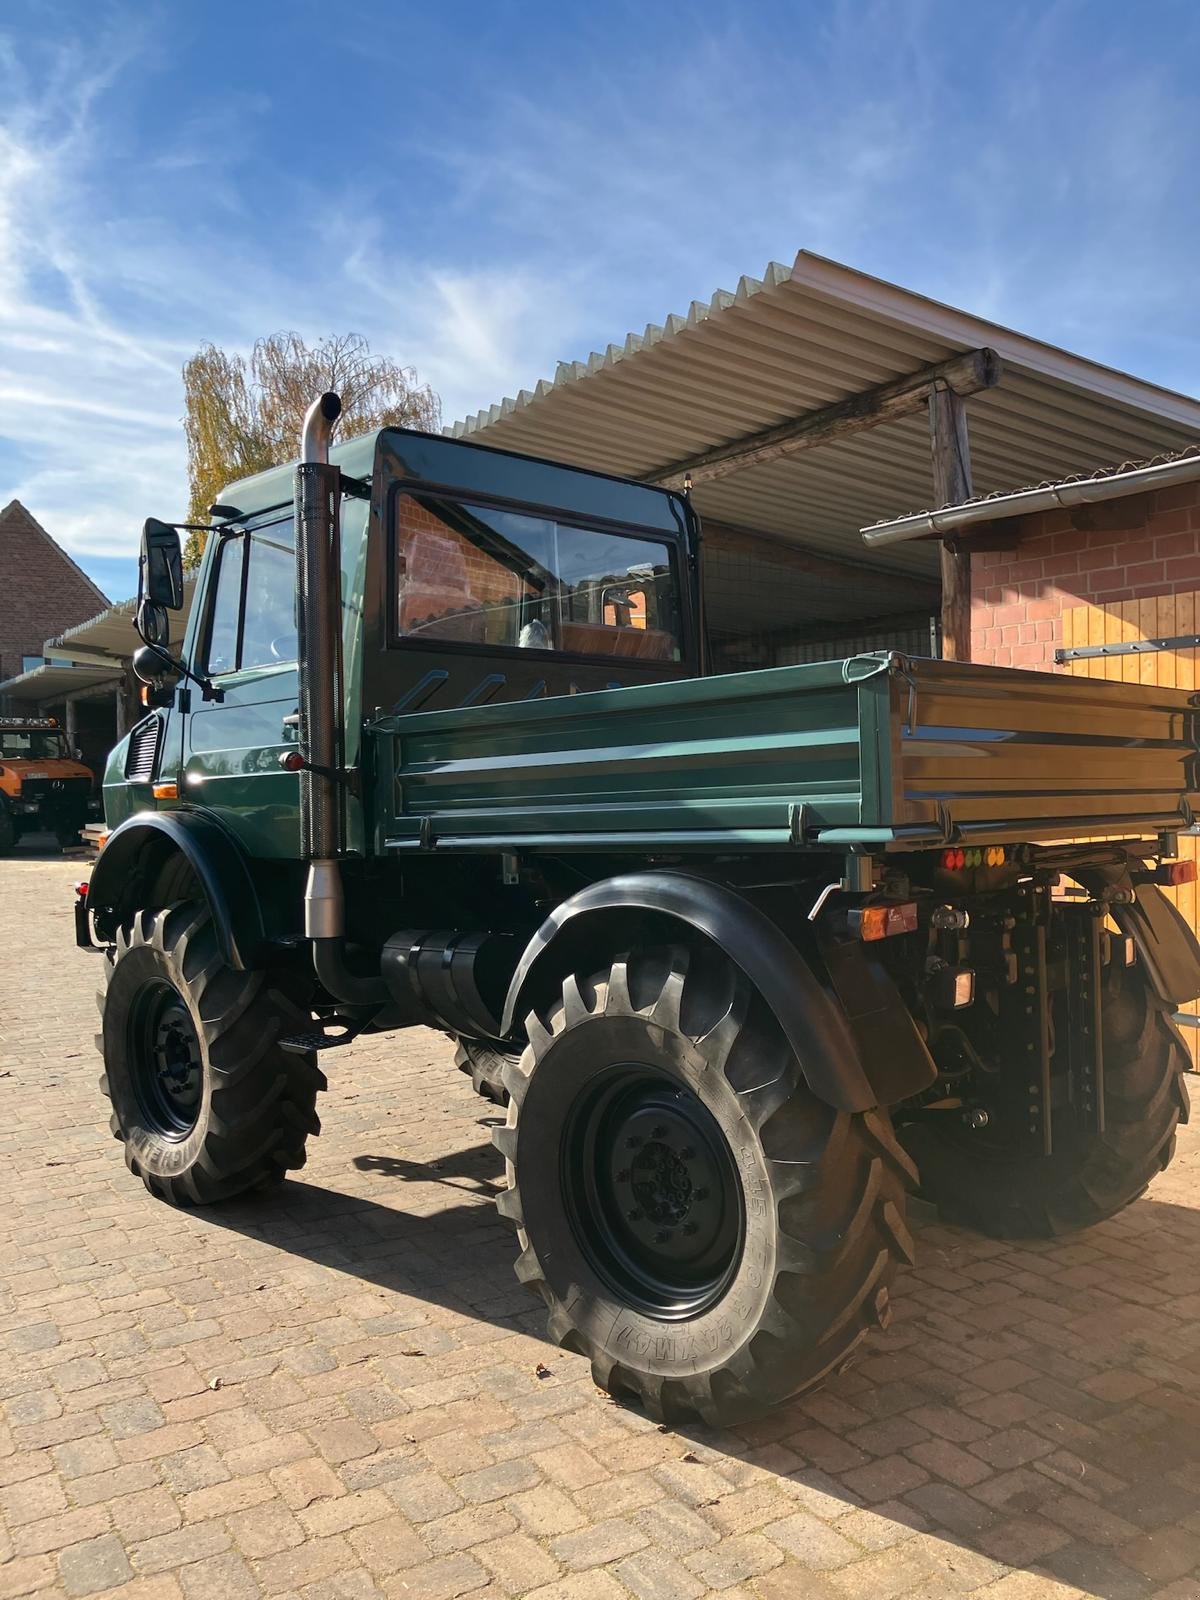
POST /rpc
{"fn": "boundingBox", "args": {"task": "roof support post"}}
[929,384,974,662]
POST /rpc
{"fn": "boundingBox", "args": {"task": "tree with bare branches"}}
[182,332,440,564]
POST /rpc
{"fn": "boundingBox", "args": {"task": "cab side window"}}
[203,521,296,675]
[205,535,244,675]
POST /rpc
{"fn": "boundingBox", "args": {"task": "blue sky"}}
[2,0,1198,604]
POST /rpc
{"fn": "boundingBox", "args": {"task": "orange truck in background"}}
[0,717,93,853]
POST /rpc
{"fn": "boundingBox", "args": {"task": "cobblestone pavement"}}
[4,853,1200,1600]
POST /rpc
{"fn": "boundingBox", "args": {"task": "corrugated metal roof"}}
[0,662,122,702]
[864,442,1200,534]
[45,576,197,667]
[449,252,1200,580]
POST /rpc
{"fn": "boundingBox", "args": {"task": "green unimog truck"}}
[78,393,1200,1424]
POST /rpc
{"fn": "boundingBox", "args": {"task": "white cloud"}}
[0,26,592,580]
[1,0,1196,601]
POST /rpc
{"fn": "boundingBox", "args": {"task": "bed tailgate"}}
[861,654,1200,844]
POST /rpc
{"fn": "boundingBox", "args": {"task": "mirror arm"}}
[136,636,225,704]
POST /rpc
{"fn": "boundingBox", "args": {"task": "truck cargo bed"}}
[372,653,1200,853]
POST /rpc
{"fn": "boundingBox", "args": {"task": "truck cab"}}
[104,426,701,865]
[0,715,92,851]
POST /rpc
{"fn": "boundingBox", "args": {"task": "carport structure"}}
[451,253,1200,661]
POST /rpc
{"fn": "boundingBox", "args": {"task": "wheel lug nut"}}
[680,1146,695,1160]
[626,1135,641,1148]
[617,1168,631,1181]
[628,1209,643,1222]
[651,1125,666,1138]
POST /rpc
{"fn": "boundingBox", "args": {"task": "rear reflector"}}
[1156,860,1197,887]
[854,902,919,942]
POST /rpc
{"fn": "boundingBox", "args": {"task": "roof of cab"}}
[213,423,692,532]
[214,429,383,521]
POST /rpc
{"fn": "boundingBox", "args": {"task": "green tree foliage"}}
[182,332,440,565]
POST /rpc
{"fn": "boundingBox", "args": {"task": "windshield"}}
[0,729,69,761]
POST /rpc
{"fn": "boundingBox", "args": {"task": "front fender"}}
[87,810,266,970]
[501,870,914,1113]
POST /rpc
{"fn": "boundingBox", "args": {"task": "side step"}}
[280,1012,375,1054]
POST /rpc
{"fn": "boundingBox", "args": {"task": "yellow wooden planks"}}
[1060,593,1200,1065]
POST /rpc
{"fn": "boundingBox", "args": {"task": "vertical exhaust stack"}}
[297,392,344,936]
[295,392,387,1005]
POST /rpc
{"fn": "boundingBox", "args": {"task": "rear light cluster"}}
[1156,860,1197,887]
[851,902,919,942]
[940,846,1006,870]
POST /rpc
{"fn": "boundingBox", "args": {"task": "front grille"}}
[125,715,163,782]
[20,777,89,802]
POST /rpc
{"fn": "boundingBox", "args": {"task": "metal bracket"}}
[788,802,815,845]
[1056,634,1200,664]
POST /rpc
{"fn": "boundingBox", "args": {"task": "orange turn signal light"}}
[855,902,919,942]
[151,782,178,801]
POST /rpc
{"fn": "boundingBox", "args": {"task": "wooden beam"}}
[929,385,974,662]
[650,347,1002,491]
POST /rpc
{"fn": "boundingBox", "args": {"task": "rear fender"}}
[1115,883,1200,1006]
[500,871,932,1112]
[86,811,266,970]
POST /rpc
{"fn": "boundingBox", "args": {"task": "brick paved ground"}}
[4,852,1200,1600]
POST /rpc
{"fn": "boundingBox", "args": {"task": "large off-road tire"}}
[493,943,916,1425]
[98,903,324,1205]
[454,1036,517,1104]
[0,802,14,856]
[902,957,1190,1238]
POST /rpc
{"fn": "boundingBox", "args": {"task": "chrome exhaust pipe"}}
[294,393,388,1005]
[301,390,341,465]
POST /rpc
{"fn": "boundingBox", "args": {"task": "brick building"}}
[0,499,107,683]
[970,461,1200,672]
[860,446,1200,673]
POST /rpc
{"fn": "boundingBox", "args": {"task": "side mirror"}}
[141,518,184,611]
[136,598,169,647]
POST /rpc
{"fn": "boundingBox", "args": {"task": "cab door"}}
[182,515,302,858]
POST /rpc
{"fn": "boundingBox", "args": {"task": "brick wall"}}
[970,481,1200,669]
[0,501,107,682]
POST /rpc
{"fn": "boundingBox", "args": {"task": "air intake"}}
[124,714,163,782]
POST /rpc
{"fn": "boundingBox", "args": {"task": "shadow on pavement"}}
[203,1129,1200,1599]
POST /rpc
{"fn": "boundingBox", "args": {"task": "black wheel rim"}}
[562,1065,744,1320]
[128,980,203,1138]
